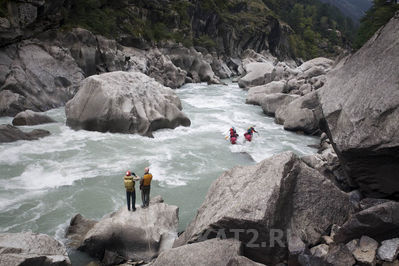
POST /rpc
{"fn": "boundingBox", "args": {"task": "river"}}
[0,81,318,264]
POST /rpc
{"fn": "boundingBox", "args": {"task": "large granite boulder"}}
[297,57,334,74]
[275,91,323,135]
[0,41,84,117]
[162,45,221,84]
[318,13,399,199]
[152,239,249,266]
[65,71,191,137]
[0,232,71,265]
[238,62,274,89]
[0,124,50,143]
[260,93,300,116]
[145,48,187,89]
[12,110,55,126]
[66,196,178,263]
[175,152,354,264]
[334,201,399,243]
[246,81,286,106]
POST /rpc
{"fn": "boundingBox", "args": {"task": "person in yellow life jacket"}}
[124,171,139,211]
[140,167,153,208]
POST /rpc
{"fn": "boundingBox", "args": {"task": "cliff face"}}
[0,0,350,60]
[0,0,69,46]
[318,12,399,199]
[0,0,291,58]
[189,0,291,58]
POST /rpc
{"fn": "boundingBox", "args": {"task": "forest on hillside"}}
[61,0,356,59]
[355,0,399,48]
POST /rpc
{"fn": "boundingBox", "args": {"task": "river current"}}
[0,81,318,264]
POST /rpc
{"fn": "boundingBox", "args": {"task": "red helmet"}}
[126,171,131,176]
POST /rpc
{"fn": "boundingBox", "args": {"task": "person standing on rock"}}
[124,171,139,211]
[140,167,153,208]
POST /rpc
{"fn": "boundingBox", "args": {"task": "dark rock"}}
[65,71,191,137]
[12,110,55,126]
[0,0,68,47]
[0,232,71,265]
[227,256,265,266]
[65,214,97,249]
[0,40,84,116]
[299,243,355,266]
[60,28,99,76]
[0,124,50,143]
[102,250,124,266]
[334,201,399,243]
[325,244,356,266]
[175,152,354,264]
[318,14,399,199]
[152,239,242,266]
[66,197,178,263]
[359,198,391,210]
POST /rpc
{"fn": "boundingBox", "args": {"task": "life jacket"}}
[124,175,135,191]
[244,133,252,141]
[142,173,153,186]
[230,128,238,138]
[230,136,237,144]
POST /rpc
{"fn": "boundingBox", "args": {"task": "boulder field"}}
[65,71,191,137]
[174,152,354,265]
[243,13,399,202]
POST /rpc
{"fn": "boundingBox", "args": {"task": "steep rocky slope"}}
[318,12,399,199]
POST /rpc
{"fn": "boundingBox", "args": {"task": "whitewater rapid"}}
[0,81,318,263]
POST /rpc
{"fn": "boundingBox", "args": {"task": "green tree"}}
[355,0,399,48]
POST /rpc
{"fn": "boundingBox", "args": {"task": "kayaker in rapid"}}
[244,126,258,142]
[227,127,239,144]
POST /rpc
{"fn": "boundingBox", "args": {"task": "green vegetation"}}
[355,0,399,48]
[194,35,216,50]
[263,0,356,59]
[63,0,193,41]
[61,0,357,60]
[0,0,8,17]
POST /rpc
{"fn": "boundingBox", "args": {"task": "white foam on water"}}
[0,81,319,245]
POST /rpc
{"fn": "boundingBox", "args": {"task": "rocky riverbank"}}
[1,1,398,265]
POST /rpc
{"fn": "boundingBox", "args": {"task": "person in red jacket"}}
[229,127,239,144]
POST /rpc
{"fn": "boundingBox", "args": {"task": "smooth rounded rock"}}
[12,110,55,126]
[65,71,191,137]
